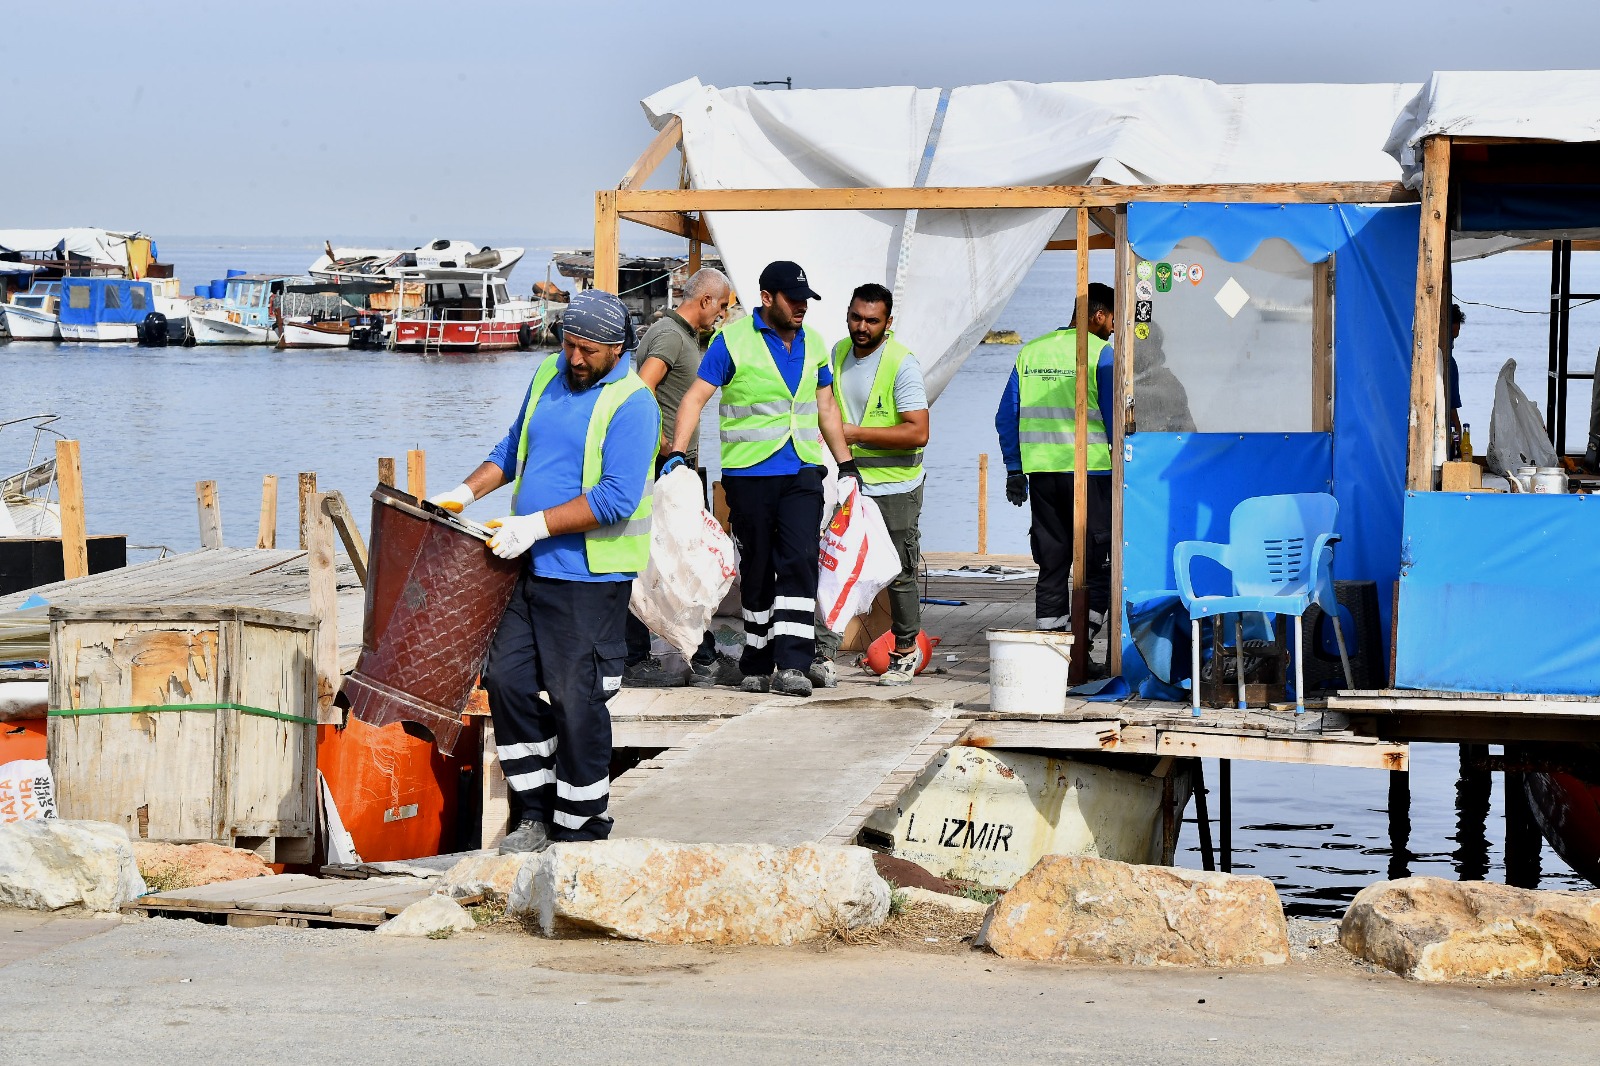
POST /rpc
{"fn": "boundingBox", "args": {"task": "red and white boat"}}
[390,268,541,353]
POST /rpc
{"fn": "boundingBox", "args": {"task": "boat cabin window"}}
[103,285,122,310]
[1132,237,1323,434]
[229,280,264,306]
[67,284,91,310]
[130,287,147,311]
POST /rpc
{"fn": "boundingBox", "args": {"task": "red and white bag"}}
[629,467,739,658]
[818,477,902,631]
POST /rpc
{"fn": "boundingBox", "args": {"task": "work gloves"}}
[485,512,550,559]
[836,459,862,484]
[660,451,689,476]
[429,484,475,513]
[1006,471,1028,506]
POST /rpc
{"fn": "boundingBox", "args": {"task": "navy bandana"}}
[562,289,633,348]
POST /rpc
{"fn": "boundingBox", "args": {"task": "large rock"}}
[375,893,477,937]
[0,819,147,912]
[978,855,1289,967]
[439,852,528,904]
[133,842,271,889]
[1340,877,1600,982]
[508,839,891,945]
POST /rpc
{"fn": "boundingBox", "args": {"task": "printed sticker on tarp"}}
[0,760,54,822]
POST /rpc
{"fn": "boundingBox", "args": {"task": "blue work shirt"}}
[697,308,835,477]
[996,328,1115,475]
[487,353,660,582]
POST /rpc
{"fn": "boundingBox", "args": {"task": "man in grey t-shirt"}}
[623,267,736,687]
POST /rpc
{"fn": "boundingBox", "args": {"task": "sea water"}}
[2,237,1595,914]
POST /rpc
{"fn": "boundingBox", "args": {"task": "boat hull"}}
[391,319,527,352]
[278,319,350,349]
[1524,767,1600,887]
[59,322,138,342]
[1,306,62,340]
[189,311,275,345]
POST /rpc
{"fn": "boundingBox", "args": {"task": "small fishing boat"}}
[1,280,63,340]
[58,278,161,342]
[188,274,297,345]
[274,278,397,350]
[389,267,540,353]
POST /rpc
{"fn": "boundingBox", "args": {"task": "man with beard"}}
[429,289,658,853]
[812,283,930,687]
[667,261,856,698]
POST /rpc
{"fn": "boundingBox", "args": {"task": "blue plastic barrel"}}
[193,285,208,297]
[209,281,227,299]
[226,269,246,278]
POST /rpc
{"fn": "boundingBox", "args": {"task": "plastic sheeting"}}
[0,228,141,269]
[642,77,1415,400]
[1396,492,1600,695]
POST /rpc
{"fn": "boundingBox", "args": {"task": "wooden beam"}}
[617,115,682,191]
[257,475,278,549]
[594,189,620,293]
[406,449,426,501]
[1070,207,1090,686]
[320,491,369,587]
[613,181,1414,214]
[958,720,1121,751]
[297,472,317,550]
[1406,136,1452,491]
[1311,258,1334,432]
[1154,730,1409,771]
[195,480,224,549]
[376,457,396,489]
[307,492,340,725]
[1109,206,1131,676]
[54,439,87,580]
[976,453,989,556]
[618,210,712,243]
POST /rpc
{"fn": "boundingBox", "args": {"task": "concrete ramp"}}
[609,697,961,847]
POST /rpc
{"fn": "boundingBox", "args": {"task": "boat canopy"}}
[0,229,150,270]
[57,278,153,326]
[286,279,394,296]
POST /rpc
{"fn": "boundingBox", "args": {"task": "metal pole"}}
[1219,758,1232,873]
[1387,767,1412,881]
[1557,241,1574,454]
[1193,758,1216,872]
[1548,241,1562,443]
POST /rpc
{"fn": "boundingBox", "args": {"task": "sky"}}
[4,0,1596,241]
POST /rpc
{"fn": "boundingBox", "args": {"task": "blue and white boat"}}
[1,280,64,340]
[187,274,298,345]
[58,277,167,342]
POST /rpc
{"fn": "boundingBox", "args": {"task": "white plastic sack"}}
[0,759,55,822]
[1487,358,1559,477]
[629,468,738,659]
[819,477,902,632]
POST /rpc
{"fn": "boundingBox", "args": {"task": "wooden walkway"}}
[127,873,458,928]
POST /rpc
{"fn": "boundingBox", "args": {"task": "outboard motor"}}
[137,311,169,347]
[348,312,386,350]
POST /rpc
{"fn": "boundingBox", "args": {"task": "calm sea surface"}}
[3,237,1595,913]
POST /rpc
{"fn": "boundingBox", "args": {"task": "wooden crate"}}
[48,605,318,863]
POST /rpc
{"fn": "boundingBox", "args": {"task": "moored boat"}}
[188,274,297,345]
[1,281,63,339]
[389,267,540,353]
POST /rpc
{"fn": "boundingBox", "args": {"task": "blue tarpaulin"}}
[58,278,152,327]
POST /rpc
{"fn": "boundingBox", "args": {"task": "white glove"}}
[485,512,550,559]
[428,483,475,513]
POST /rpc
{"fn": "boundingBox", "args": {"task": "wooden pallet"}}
[125,874,467,929]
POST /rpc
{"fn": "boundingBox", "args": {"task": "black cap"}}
[758,260,820,301]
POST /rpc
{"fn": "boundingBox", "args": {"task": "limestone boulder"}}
[1340,877,1600,982]
[898,885,991,918]
[507,839,891,945]
[978,855,1289,967]
[0,819,147,912]
[439,852,528,904]
[376,893,478,937]
[133,842,271,889]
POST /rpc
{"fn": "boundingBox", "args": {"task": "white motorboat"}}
[278,317,352,349]
[187,274,297,345]
[1,281,63,340]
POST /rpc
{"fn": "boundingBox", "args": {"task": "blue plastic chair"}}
[1173,493,1354,716]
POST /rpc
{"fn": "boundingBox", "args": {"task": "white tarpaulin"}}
[1386,71,1600,188]
[0,228,141,269]
[643,76,1416,399]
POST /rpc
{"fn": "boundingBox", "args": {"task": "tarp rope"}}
[48,702,315,725]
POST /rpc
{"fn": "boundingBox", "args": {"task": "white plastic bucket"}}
[987,629,1075,714]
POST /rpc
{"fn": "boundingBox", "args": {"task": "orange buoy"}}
[0,719,47,763]
[861,629,940,676]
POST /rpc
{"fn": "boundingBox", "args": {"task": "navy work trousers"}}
[482,571,629,841]
[723,467,824,674]
[1028,472,1112,628]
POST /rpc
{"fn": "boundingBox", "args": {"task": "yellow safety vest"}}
[830,333,922,486]
[716,315,827,470]
[1016,328,1110,474]
[510,354,655,574]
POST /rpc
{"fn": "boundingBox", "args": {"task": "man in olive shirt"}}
[623,267,737,687]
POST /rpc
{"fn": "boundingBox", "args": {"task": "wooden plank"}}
[406,449,426,501]
[617,114,682,190]
[1155,729,1409,770]
[137,874,322,909]
[1329,694,1600,718]
[377,457,396,488]
[976,453,988,555]
[1109,205,1132,675]
[320,491,368,586]
[612,719,707,749]
[239,878,431,915]
[1070,208,1090,685]
[1406,135,1451,491]
[195,480,224,549]
[957,719,1120,751]
[308,493,339,724]
[1311,258,1334,432]
[614,181,1415,214]
[594,189,620,293]
[257,475,278,549]
[619,210,711,243]
[55,439,87,580]
[297,472,317,550]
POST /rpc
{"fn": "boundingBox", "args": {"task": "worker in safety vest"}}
[430,290,659,854]
[668,260,856,698]
[995,280,1116,652]
[813,282,931,687]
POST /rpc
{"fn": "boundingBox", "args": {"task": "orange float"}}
[0,719,47,762]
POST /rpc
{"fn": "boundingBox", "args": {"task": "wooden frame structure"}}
[597,121,1418,679]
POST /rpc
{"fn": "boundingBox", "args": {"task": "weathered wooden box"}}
[47,605,318,863]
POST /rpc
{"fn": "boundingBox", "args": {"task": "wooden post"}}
[297,472,317,550]
[976,453,989,555]
[308,491,340,724]
[195,480,224,549]
[1406,136,1451,491]
[1219,758,1233,873]
[1387,767,1412,881]
[377,456,396,488]
[1504,761,1543,890]
[594,189,620,293]
[406,449,426,500]
[321,490,369,587]
[55,439,87,580]
[688,233,703,275]
[1193,758,1216,872]
[1109,205,1133,675]
[1069,208,1091,684]
[1311,258,1334,431]
[257,475,278,549]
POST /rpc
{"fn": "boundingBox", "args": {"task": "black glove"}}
[660,451,688,476]
[1006,471,1028,506]
[836,459,862,483]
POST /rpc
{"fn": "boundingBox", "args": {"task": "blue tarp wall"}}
[58,279,151,327]
[1119,204,1420,688]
